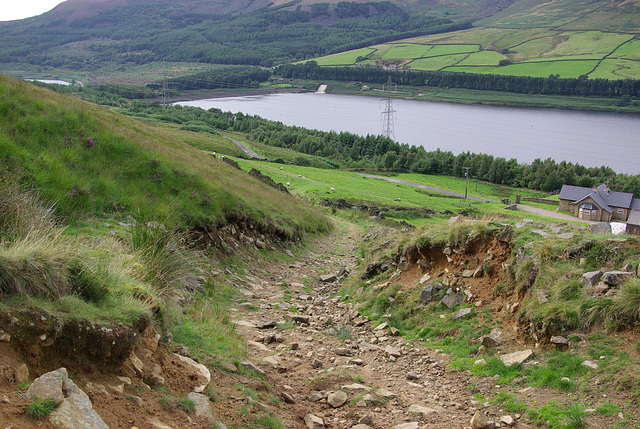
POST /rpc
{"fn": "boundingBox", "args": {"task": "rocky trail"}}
[226,220,516,429]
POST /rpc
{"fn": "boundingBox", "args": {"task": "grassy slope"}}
[310,0,640,80]
[0,75,328,237]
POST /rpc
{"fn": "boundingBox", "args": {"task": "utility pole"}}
[463,167,470,200]
[381,77,396,140]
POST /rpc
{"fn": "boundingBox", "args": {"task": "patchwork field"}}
[310,0,640,80]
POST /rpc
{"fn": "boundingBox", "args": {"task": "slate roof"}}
[631,198,640,211]
[559,184,635,214]
[628,210,640,226]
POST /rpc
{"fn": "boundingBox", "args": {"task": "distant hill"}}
[0,0,508,74]
[309,0,640,80]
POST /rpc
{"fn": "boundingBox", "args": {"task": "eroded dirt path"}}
[229,218,502,429]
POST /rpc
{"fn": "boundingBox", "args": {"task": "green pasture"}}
[408,54,469,71]
[551,31,633,57]
[382,44,433,59]
[590,59,640,79]
[313,48,375,66]
[610,38,640,60]
[229,159,506,221]
[457,51,504,66]
[444,60,600,78]
[308,0,640,81]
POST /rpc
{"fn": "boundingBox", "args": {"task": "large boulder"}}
[27,368,108,429]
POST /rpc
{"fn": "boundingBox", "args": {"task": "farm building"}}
[558,184,640,232]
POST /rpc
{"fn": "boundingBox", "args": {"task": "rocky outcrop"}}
[27,368,108,429]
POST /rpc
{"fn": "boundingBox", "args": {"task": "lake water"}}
[177,93,640,175]
[26,79,71,85]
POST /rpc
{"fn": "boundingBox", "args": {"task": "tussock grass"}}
[610,278,640,323]
[130,225,202,297]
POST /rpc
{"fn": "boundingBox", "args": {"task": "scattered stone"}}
[288,315,311,325]
[419,273,432,284]
[352,425,373,429]
[532,229,549,237]
[328,390,348,408]
[498,227,513,242]
[581,271,602,287]
[376,388,397,399]
[312,359,323,369]
[335,347,351,356]
[319,274,337,283]
[384,345,402,358]
[419,284,437,303]
[392,423,419,429]
[256,320,276,329]
[86,382,110,396]
[471,410,488,429]
[602,271,635,286]
[406,371,420,381]
[304,413,325,429]
[218,360,238,373]
[174,353,211,393]
[452,307,473,320]
[408,404,437,415]
[500,415,515,426]
[499,350,533,367]
[537,289,550,304]
[188,392,216,423]
[375,322,389,331]
[582,360,599,370]
[0,330,10,342]
[237,358,265,375]
[551,336,569,348]
[309,392,324,402]
[462,269,475,278]
[342,383,371,392]
[281,392,296,404]
[441,288,464,309]
[482,328,502,349]
[390,327,400,336]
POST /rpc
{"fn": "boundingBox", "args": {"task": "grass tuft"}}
[25,398,57,420]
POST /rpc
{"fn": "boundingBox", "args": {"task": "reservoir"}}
[178,93,640,175]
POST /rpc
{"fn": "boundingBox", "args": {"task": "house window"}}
[617,209,624,214]
[583,210,590,216]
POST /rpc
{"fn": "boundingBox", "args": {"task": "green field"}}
[309,0,640,80]
[444,60,600,78]
[313,48,376,66]
[407,54,470,71]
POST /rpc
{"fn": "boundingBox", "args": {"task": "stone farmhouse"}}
[558,184,640,233]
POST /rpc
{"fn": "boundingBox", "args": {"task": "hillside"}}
[0,74,329,237]
[0,0,505,80]
[310,0,640,80]
[2,74,640,429]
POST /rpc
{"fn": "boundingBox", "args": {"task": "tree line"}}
[275,62,640,98]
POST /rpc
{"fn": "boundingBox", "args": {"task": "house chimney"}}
[606,182,610,195]
[592,185,598,193]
